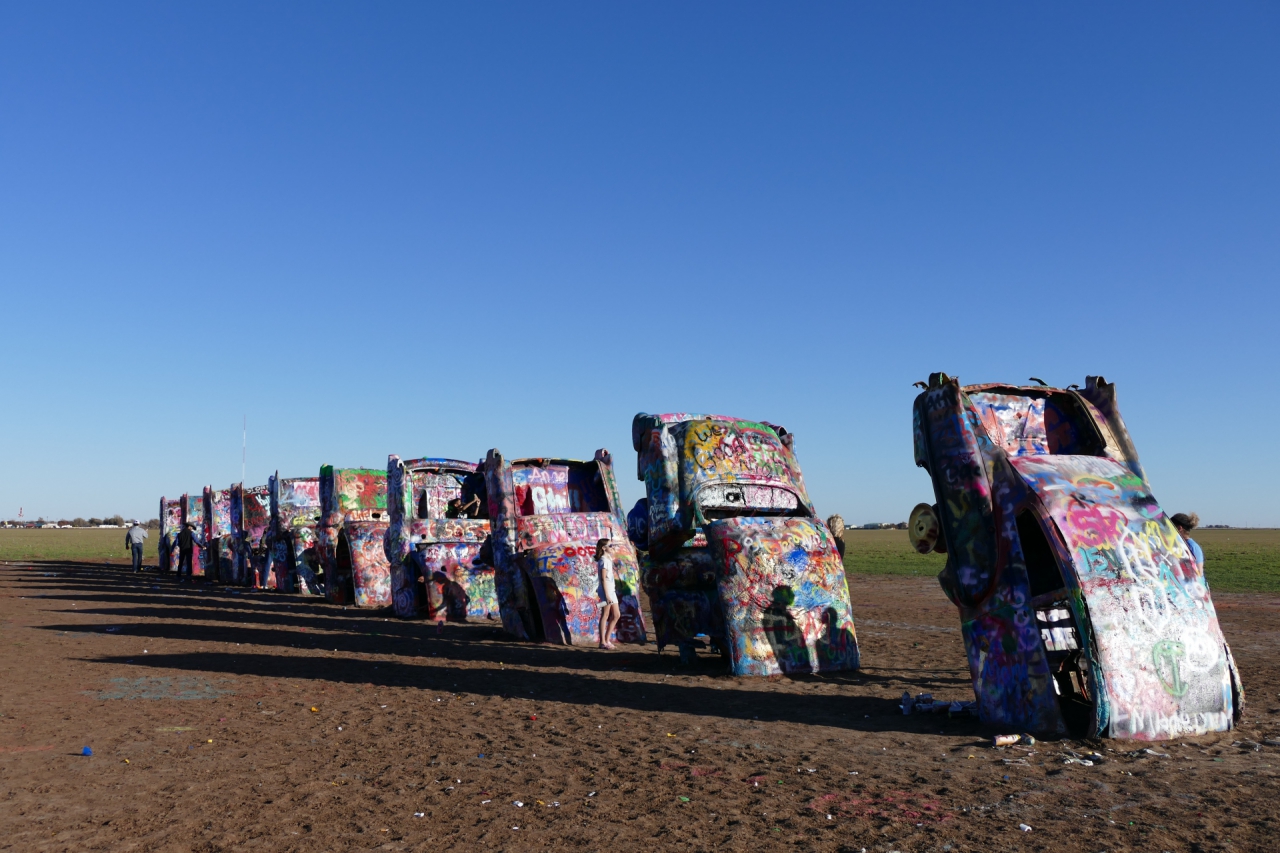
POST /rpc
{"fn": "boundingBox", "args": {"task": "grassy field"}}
[841,527,1280,594]
[0,528,159,564]
[1,527,1275,593]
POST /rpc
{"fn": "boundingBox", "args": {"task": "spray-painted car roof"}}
[270,475,320,529]
[205,486,234,538]
[401,458,477,474]
[319,466,388,514]
[632,412,815,549]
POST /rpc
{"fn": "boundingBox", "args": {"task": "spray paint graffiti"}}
[317,466,391,608]
[484,449,646,646]
[180,493,208,577]
[911,374,1243,739]
[384,456,497,621]
[231,484,271,588]
[204,486,239,584]
[159,497,183,573]
[631,413,859,675]
[266,474,322,594]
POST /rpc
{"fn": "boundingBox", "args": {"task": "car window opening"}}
[969,391,1106,458]
[1018,510,1095,736]
[698,484,807,520]
[513,461,610,517]
[335,530,356,603]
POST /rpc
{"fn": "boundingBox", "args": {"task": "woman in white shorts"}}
[596,538,620,649]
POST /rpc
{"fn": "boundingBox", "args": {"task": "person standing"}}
[826,514,847,560]
[177,522,197,580]
[1171,512,1205,570]
[125,520,149,572]
[596,538,620,649]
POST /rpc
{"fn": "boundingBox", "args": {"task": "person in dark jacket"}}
[177,523,198,579]
[125,521,149,572]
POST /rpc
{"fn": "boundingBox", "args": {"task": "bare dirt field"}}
[1,561,1277,853]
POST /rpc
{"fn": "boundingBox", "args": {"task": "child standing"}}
[596,538,620,649]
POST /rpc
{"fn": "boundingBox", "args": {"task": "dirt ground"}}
[0,562,1276,853]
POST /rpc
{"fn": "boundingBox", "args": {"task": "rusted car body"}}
[483,449,646,646]
[180,493,208,577]
[267,474,322,594]
[318,466,392,608]
[631,413,859,676]
[203,486,240,584]
[384,456,497,621]
[911,374,1243,739]
[231,484,272,588]
[159,497,183,573]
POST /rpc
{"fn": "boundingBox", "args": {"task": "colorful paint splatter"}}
[267,474,322,594]
[912,374,1242,739]
[484,449,646,646]
[318,466,391,608]
[384,456,497,622]
[631,413,859,676]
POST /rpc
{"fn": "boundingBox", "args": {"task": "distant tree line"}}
[2,517,160,528]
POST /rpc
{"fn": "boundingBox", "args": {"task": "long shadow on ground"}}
[11,562,978,735]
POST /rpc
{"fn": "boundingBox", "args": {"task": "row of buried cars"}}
[157,377,1244,742]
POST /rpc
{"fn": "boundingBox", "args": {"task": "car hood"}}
[1011,455,1235,738]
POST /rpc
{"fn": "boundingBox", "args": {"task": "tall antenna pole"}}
[242,416,247,485]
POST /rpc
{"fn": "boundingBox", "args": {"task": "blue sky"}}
[1,3,1276,526]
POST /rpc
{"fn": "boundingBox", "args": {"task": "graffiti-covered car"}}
[159,497,183,573]
[204,486,240,584]
[267,474,322,594]
[384,456,496,621]
[180,492,209,577]
[910,373,1243,739]
[317,466,392,608]
[631,413,859,676]
[484,449,646,646]
[232,483,272,588]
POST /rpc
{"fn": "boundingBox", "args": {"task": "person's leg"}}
[605,602,621,647]
[598,601,610,648]
[132,542,143,571]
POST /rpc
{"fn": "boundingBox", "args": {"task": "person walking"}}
[596,538,620,649]
[1171,512,1205,570]
[177,522,197,580]
[125,520,148,572]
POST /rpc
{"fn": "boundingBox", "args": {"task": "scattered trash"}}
[206,739,213,744]
[1233,740,1261,752]
[123,759,129,764]
[588,791,596,797]
[900,692,977,717]
[1001,758,1030,766]
[551,801,560,807]
[1063,757,1094,766]
[513,801,524,808]
[481,800,491,805]
[1019,823,1032,832]
[1130,747,1170,758]
[994,734,1036,747]
[678,796,690,802]
[1263,738,1280,747]
[310,707,319,713]
[529,715,537,721]
[413,812,425,818]
[81,746,92,756]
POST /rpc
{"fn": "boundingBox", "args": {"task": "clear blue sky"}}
[1,3,1277,526]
